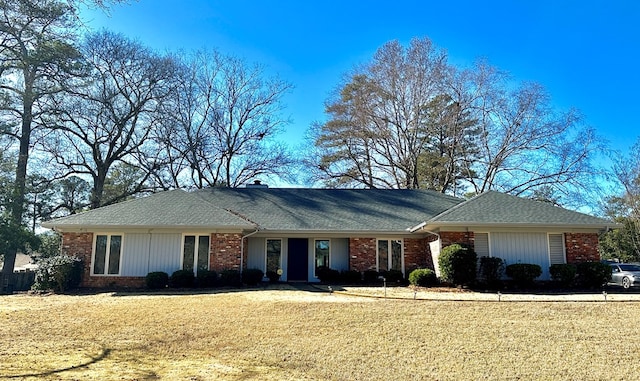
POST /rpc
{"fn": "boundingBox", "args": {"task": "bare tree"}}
[158,50,294,188]
[0,0,82,275]
[462,61,605,204]
[307,38,604,206]
[45,30,177,208]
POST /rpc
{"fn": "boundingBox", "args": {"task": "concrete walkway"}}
[307,284,640,302]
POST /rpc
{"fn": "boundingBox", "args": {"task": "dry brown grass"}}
[1,287,639,381]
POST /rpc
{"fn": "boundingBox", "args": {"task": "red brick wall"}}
[349,238,377,272]
[565,232,600,263]
[440,231,475,249]
[404,237,435,273]
[61,232,94,288]
[210,233,243,271]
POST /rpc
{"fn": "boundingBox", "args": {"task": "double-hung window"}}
[183,235,210,275]
[377,239,403,273]
[93,234,122,275]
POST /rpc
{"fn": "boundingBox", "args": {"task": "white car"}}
[609,263,640,289]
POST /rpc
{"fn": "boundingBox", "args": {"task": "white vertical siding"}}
[121,233,150,276]
[148,233,182,274]
[490,232,551,280]
[331,238,349,271]
[247,237,266,271]
[548,234,566,265]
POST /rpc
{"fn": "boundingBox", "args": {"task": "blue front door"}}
[287,238,308,281]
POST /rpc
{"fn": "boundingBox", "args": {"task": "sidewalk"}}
[310,284,640,302]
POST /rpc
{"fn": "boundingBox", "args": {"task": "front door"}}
[288,238,308,281]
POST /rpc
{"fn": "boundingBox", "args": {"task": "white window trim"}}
[180,233,211,275]
[265,238,283,274]
[91,233,124,276]
[313,238,331,278]
[376,238,405,275]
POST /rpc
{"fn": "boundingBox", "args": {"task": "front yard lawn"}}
[1,288,639,380]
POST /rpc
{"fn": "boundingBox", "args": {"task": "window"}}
[266,239,282,273]
[183,235,210,274]
[93,234,122,275]
[314,239,330,276]
[377,239,403,273]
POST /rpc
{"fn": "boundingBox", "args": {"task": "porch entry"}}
[287,238,308,281]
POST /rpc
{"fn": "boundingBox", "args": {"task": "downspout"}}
[240,228,260,274]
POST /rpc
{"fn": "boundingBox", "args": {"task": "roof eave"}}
[423,221,621,230]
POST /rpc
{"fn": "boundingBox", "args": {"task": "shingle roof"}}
[41,189,254,230]
[427,191,613,227]
[193,188,464,232]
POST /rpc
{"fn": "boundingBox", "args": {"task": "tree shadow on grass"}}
[1,347,112,379]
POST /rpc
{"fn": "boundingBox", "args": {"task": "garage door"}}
[490,232,551,280]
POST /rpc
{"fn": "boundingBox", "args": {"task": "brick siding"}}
[349,238,377,272]
[565,232,600,263]
[404,237,436,273]
[210,233,243,271]
[439,231,475,249]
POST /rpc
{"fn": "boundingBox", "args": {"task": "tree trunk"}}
[1,248,17,277]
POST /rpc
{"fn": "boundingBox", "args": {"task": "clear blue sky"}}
[81,0,639,156]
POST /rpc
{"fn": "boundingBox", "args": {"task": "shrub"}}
[363,270,380,284]
[316,266,340,283]
[32,254,83,292]
[340,270,362,284]
[439,244,477,286]
[170,269,195,288]
[408,268,438,287]
[478,257,504,287]
[575,261,611,289]
[381,269,405,284]
[219,269,242,287]
[196,269,218,288]
[549,264,577,287]
[265,270,281,283]
[146,271,169,289]
[242,268,264,286]
[505,263,542,286]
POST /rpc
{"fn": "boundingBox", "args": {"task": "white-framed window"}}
[314,239,330,277]
[182,234,210,275]
[266,238,282,274]
[377,239,403,273]
[92,233,123,275]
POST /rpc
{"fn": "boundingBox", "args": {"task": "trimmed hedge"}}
[408,268,438,287]
[266,270,281,283]
[439,244,477,286]
[549,264,576,287]
[363,270,380,284]
[576,261,611,288]
[219,269,242,287]
[505,263,542,286]
[146,271,169,289]
[170,269,195,288]
[242,268,264,286]
[316,266,341,283]
[380,269,405,284]
[478,257,504,287]
[196,269,218,288]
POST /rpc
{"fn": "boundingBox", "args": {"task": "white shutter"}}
[475,233,489,257]
[549,234,565,265]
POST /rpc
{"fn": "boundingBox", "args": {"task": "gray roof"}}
[193,188,464,232]
[41,189,254,230]
[426,191,613,228]
[42,188,615,233]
